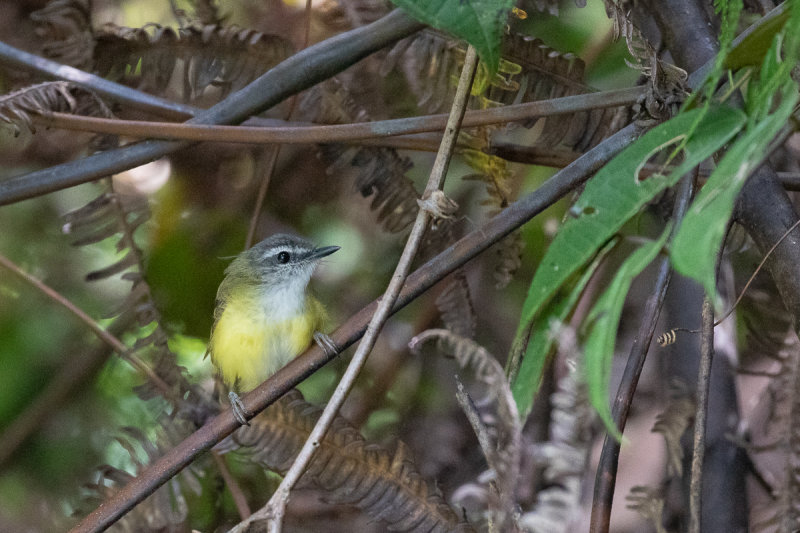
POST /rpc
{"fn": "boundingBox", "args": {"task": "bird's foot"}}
[313,331,339,357]
[228,391,251,426]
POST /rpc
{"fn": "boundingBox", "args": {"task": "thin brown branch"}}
[689,296,715,533]
[0,252,173,399]
[245,147,279,248]
[36,86,643,144]
[212,451,251,520]
[245,0,314,249]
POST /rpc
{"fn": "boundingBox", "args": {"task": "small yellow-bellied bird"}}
[208,234,339,424]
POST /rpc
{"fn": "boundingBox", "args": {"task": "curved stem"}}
[33,87,643,145]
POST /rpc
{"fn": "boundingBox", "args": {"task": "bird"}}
[207,233,339,424]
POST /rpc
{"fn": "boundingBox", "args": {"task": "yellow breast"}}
[209,293,322,392]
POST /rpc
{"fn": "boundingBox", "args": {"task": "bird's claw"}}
[313,331,339,357]
[228,391,252,426]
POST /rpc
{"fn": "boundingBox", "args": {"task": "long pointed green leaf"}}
[671,81,799,297]
[512,238,618,419]
[584,228,671,439]
[511,106,746,369]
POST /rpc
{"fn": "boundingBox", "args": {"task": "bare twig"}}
[34,86,643,145]
[212,451,251,520]
[245,0,314,249]
[232,45,480,533]
[245,147,279,248]
[0,252,173,398]
[689,296,715,533]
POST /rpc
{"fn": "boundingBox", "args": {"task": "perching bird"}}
[208,234,339,424]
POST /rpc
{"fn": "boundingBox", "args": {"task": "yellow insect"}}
[657,329,678,347]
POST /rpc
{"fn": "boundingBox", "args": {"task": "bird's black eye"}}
[277,251,291,264]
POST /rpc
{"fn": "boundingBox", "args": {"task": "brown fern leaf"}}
[652,381,694,477]
[228,389,474,532]
[80,426,202,533]
[625,486,667,533]
[493,230,524,290]
[93,22,293,100]
[31,0,95,71]
[301,80,421,233]
[461,148,525,288]
[410,330,521,530]
[0,81,111,135]
[435,271,477,339]
[416,210,477,339]
[603,1,686,121]
[62,186,206,415]
[744,336,800,532]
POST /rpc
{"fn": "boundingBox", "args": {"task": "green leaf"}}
[389,0,513,74]
[725,7,790,70]
[512,238,618,419]
[671,81,799,298]
[584,227,671,439]
[510,105,746,375]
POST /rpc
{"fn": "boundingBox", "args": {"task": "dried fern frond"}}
[62,185,206,415]
[301,79,420,233]
[410,329,521,531]
[93,22,293,100]
[493,230,524,290]
[745,335,800,531]
[80,426,203,533]
[461,149,526,288]
[625,486,667,533]
[226,389,474,533]
[518,325,594,532]
[602,1,686,121]
[435,271,477,339]
[652,380,694,477]
[31,0,95,70]
[0,81,111,136]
